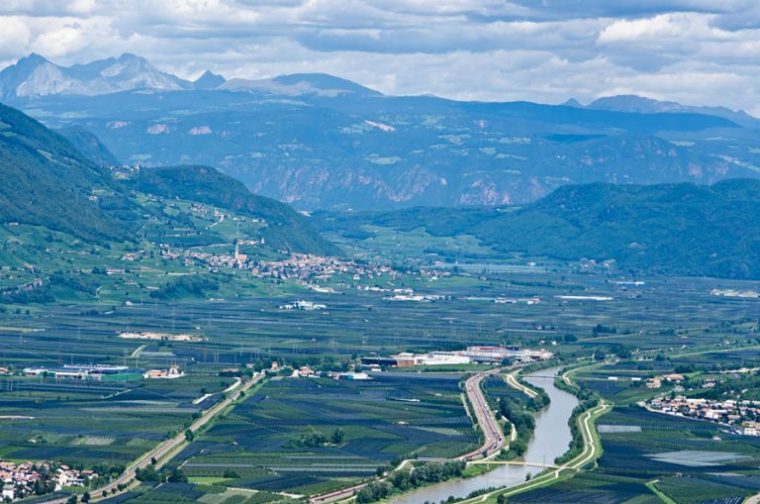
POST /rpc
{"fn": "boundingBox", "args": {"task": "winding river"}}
[391,367,578,504]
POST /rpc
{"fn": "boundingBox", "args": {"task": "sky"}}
[0,0,759,113]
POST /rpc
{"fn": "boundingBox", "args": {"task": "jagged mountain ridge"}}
[5,53,760,211]
[0,53,192,99]
[0,53,379,99]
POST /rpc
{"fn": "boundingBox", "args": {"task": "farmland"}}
[509,355,760,503]
[3,266,760,502]
[175,373,477,496]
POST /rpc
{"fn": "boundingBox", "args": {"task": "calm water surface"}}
[391,366,578,504]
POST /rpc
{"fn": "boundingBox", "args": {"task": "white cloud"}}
[0,0,758,112]
[0,17,32,57]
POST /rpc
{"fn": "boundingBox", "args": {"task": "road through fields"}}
[40,373,263,504]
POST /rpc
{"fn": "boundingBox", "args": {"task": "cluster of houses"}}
[250,254,395,282]
[645,373,686,389]
[267,362,370,381]
[158,244,401,285]
[643,395,760,436]
[0,461,97,501]
[143,365,184,380]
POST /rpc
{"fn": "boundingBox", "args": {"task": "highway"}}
[459,369,506,460]
[309,481,371,504]
[39,373,263,504]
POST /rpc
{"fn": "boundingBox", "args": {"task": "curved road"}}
[460,370,506,461]
[40,373,263,504]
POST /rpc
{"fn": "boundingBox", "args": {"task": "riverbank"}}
[455,365,611,504]
[457,400,611,503]
[390,366,579,504]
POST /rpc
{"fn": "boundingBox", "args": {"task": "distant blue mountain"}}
[586,94,759,127]
[4,54,760,211]
[193,70,226,90]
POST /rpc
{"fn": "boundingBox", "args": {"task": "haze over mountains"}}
[0,101,333,255]
[3,53,760,213]
[3,96,760,279]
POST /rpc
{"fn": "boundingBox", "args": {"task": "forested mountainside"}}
[315,179,760,279]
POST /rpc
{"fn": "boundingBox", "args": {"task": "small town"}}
[643,395,760,436]
[160,247,399,283]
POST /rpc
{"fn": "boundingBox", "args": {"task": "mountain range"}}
[3,96,760,281]
[0,101,333,255]
[3,53,760,212]
[0,53,379,100]
[316,179,760,280]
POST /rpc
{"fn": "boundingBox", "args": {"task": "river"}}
[391,367,578,504]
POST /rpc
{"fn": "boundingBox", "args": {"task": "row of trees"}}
[135,465,188,484]
[554,387,599,465]
[356,461,465,503]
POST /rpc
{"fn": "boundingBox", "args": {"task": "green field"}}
[174,373,476,496]
[4,268,760,502]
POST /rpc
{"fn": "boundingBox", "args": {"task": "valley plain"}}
[1,38,760,504]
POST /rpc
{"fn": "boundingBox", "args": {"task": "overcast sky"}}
[1,0,759,113]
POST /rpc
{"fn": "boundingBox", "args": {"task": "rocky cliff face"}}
[0,53,190,99]
[6,54,760,211]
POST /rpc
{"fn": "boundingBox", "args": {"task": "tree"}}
[331,427,346,445]
[184,429,195,442]
[168,468,188,483]
[223,469,240,479]
[135,466,160,482]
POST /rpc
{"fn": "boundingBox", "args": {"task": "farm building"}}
[143,365,184,379]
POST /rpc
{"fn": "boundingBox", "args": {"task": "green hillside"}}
[58,124,120,167]
[316,179,760,279]
[0,102,334,256]
[130,165,339,256]
[0,103,131,241]
[0,103,342,303]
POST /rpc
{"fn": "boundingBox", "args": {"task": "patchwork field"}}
[3,269,760,502]
[174,373,477,496]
